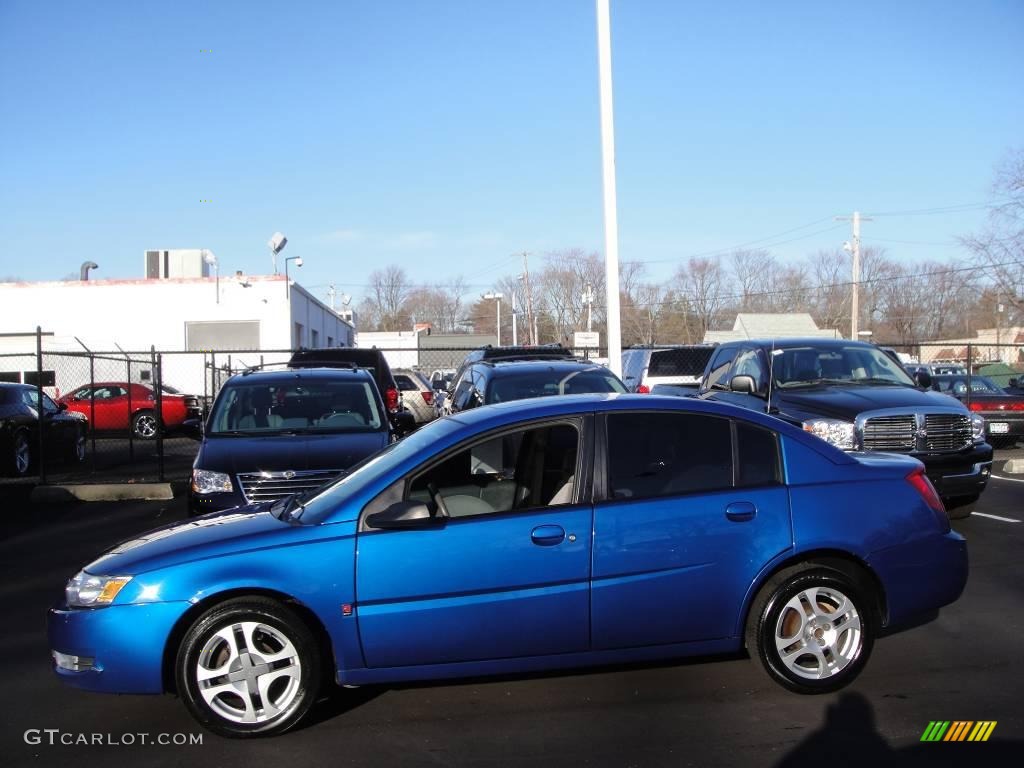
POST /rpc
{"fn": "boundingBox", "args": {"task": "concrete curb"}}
[30,483,175,503]
[1002,458,1024,475]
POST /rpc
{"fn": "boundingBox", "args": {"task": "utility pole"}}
[327,283,336,311]
[583,283,595,332]
[511,290,519,346]
[523,253,537,345]
[835,211,873,338]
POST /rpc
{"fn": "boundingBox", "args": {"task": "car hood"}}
[776,385,966,421]
[84,505,314,575]
[196,431,389,474]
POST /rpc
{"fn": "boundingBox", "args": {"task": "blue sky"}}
[1,0,1021,302]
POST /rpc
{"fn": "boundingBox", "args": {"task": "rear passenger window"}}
[736,422,781,487]
[607,413,732,500]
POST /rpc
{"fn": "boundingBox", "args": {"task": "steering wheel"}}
[426,482,450,520]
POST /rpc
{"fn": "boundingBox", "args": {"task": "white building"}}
[0,270,354,397]
[704,313,842,343]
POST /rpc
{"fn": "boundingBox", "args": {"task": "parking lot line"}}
[991,474,1024,484]
[971,512,1021,523]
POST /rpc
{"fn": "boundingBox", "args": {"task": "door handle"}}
[725,502,757,522]
[530,524,566,546]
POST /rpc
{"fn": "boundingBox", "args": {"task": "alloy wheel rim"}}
[774,585,862,680]
[136,415,157,438]
[14,436,30,474]
[75,433,86,461]
[195,621,302,725]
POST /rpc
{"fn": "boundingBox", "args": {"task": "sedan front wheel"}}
[176,598,321,738]
[746,566,874,694]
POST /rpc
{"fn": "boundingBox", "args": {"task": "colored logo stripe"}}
[921,721,949,741]
[920,721,996,742]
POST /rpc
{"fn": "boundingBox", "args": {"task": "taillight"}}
[421,390,433,405]
[967,402,985,411]
[906,468,948,530]
[637,384,650,394]
[386,387,399,412]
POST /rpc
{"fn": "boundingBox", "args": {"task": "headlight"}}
[802,418,856,450]
[65,571,132,608]
[971,414,986,443]
[191,468,233,494]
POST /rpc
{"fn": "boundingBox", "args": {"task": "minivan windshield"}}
[773,345,916,388]
[208,379,385,435]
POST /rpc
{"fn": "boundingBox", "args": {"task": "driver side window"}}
[407,422,581,518]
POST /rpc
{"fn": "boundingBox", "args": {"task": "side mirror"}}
[1010,378,1019,388]
[730,374,758,395]
[58,402,68,411]
[914,371,932,389]
[367,500,442,529]
[181,417,204,441]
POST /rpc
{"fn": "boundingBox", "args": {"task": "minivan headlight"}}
[65,571,132,608]
[802,418,856,450]
[191,468,233,494]
[971,414,986,443]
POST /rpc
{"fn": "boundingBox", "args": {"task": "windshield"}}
[773,345,916,388]
[486,367,627,404]
[208,379,385,435]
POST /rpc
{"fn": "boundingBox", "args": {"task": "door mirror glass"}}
[914,370,932,389]
[730,374,757,394]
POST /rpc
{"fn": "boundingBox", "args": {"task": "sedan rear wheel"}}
[176,598,320,738]
[131,410,159,440]
[746,566,874,694]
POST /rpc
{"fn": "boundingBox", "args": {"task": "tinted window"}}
[703,347,738,391]
[647,348,714,377]
[736,422,781,487]
[486,367,626,404]
[407,422,580,517]
[607,413,732,500]
[395,375,419,392]
[732,347,768,393]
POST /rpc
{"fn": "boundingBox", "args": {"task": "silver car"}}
[393,369,438,425]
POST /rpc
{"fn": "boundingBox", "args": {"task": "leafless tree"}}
[367,266,412,331]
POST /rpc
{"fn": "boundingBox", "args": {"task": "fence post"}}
[153,346,164,482]
[211,352,217,398]
[126,355,134,462]
[35,326,46,484]
[89,353,96,473]
[966,344,972,410]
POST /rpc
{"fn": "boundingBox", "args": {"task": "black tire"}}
[176,597,321,738]
[131,410,160,440]
[11,430,32,477]
[945,494,979,520]
[745,565,874,694]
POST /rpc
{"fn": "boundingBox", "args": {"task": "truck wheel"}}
[12,430,32,477]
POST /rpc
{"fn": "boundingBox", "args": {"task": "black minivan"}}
[188,367,402,516]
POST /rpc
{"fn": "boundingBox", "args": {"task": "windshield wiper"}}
[848,378,908,386]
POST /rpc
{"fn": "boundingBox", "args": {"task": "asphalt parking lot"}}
[2,449,1022,768]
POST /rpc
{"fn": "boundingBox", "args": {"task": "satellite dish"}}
[201,249,217,266]
[267,232,287,254]
[341,293,352,307]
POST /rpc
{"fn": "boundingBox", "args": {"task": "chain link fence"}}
[2,333,1020,487]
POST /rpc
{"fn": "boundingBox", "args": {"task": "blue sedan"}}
[49,394,967,737]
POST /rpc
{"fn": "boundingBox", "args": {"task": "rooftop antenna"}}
[766,340,781,414]
[267,232,287,274]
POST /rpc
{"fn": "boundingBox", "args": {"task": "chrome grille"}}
[924,414,971,451]
[862,415,916,451]
[237,469,342,503]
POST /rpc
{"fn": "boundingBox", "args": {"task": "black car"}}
[445,358,627,414]
[0,383,87,477]
[930,374,1024,446]
[448,345,576,393]
[188,367,407,515]
[696,339,993,517]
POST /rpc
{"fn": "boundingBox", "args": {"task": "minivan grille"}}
[237,469,342,503]
[924,414,971,451]
[862,415,916,451]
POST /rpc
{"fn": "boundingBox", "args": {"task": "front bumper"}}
[866,530,968,629]
[48,601,192,694]
[917,444,993,500]
[188,489,245,516]
[980,415,1024,439]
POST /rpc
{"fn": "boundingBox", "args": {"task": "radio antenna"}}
[766,340,777,413]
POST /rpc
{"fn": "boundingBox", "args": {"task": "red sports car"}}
[59,382,201,440]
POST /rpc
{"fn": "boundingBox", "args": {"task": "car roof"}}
[228,367,375,384]
[482,359,609,373]
[0,382,33,390]
[440,393,855,464]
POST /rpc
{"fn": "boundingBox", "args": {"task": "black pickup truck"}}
[696,338,992,517]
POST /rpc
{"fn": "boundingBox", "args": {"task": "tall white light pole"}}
[483,292,504,345]
[596,0,622,376]
[511,289,519,346]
